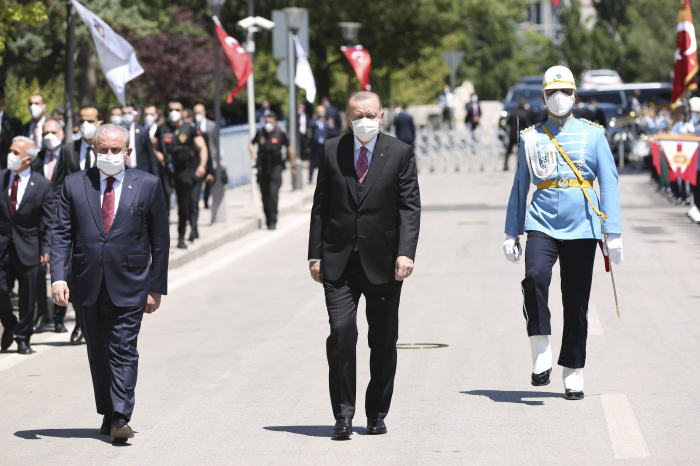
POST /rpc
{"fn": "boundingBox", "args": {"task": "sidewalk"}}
[167,166,316,269]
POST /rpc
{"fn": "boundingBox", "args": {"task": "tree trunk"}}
[312,43,329,101]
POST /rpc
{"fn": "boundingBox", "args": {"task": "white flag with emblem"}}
[294,36,316,103]
[72,0,144,106]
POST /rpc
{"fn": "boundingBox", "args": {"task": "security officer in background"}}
[248,112,297,230]
[307,105,337,184]
[153,100,208,249]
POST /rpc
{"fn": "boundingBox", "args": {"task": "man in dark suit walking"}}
[0,90,25,169]
[51,124,169,443]
[0,137,53,354]
[308,91,421,438]
[122,104,160,177]
[394,104,416,147]
[465,94,481,131]
[307,105,337,184]
[504,99,532,171]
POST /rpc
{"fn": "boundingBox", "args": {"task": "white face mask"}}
[351,118,380,142]
[264,122,275,133]
[169,110,182,123]
[43,133,62,151]
[95,151,126,175]
[73,132,83,142]
[545,91,575,117]
[110,115,123,125]
[80,121,96,140]
[29,104,44,120]
[195,113,204,124]
[144,114,157,127]
[7,154,28,171]
[123,113,134,125]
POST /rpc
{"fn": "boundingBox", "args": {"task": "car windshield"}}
[505,87,541,103]
[577,91,624,105]
[589,71,616,77]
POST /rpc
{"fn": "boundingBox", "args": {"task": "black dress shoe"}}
[100,414,112,435]
[189,230,199,241]
[366,418,387,435]
[332,417,352,437]
[268,222,277,230]
[177,238,188,249]
[33,314,48,333]
[531,368,552,386]
[17,340,34,355]
[54,322,68,333]
[565,389,584,400]
[1,320,17,350]
[70,327,84,344]
[111,418,134,443]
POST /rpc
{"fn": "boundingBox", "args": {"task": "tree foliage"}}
[0,1,47,66]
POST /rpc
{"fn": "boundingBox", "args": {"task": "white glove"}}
[503,235,522,264]
[602,234,623,265]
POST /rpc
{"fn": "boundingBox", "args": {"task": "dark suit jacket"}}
[32,147,64,202]
[308,133,421,284]
[308,118,338,154]
[0,169,53,266]
[53,139,87,198]
[130,124,160,177]
[50,167,170,307]
[394,112,416,146]
[508,108,532,138]
[1,113,25,169]
[465,102,480,126]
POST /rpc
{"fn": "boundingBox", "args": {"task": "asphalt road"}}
[1,168,699,465]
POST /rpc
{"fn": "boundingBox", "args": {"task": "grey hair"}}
[11,136,40,159]
[346,91,383,114]
[94,123,130,149]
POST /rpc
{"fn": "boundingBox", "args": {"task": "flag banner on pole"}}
[652,134,700,185]
[672,0,698,106]
[341,45,372,91]
[213,16,252,104]
[294,36,316,103]
[649,140,662,176]
[71,0,143,106]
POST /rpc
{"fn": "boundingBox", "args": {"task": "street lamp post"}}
[209,0,227,223]
[283,7,306,191]
[338,22,362,99]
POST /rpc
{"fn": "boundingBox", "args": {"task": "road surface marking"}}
[0,333,66,373]
[588,304,604,335]
[600,394,650,459]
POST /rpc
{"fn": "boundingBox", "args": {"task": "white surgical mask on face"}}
[29,104,44,120]
[110,115,123,125]
[351,118,380,142]
[264,122,275,133]
[43,133,62,151]
[73,132,83,142]
[195,113,204,124]
[96,152,126,175]
[144,114,156,127]
[545,91,575,117]
[123,113,134,125]
[80,121,96,140]
[7,154,27,171]
[169,110,182,123]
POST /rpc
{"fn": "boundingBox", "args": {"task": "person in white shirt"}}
[25,94,47,147]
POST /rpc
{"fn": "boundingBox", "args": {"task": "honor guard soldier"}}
[248,111,297,230]
[153,100,208,249]
[503,66,624,400]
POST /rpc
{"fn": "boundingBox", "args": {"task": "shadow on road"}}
[14,428,113,444]
[264,426,366,438]
[461,390,563,406]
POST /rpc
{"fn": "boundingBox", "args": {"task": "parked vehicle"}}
[518,76,543,86]
[580,69,623,89]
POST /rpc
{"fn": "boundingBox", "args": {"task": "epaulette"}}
[521,125,537,133]
[580,118,603,128]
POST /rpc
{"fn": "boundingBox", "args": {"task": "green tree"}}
[0,1,47,66]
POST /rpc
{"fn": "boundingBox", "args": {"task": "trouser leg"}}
[13,247,37,343]
[323,252,362,420]
[0,251,17,329]
[504,139,516,169]
[558,238,597,369]
[203,179,211,208]
[309,152,321,183]
[189,176,204,233]
[259,172,271,225]
[521,231,559,336]
[694,173,700,209]
[364,275,402,420]
[267,165,283,225]
[35,265,49,319]
[160,171,172,211]
[174,178,192,238]
[81,290,113,415]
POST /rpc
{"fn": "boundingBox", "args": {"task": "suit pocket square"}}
[127,255,149,267]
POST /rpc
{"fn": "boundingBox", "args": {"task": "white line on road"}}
[588,304,604,335]
[0,332,67,373]
[600,394,650,459]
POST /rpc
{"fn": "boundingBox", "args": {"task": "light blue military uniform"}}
[504,115,621,240]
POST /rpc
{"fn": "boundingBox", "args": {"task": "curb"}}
[168,192,315,270]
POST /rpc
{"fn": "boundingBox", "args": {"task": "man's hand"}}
[395,255,414,281]
[195,164,206,178]
[205,174,215,184]
[309,261,323,284]
[155,150,165,166]
[145,293,161,314]
[291,166,298,176]
[51,283,70,307]
[40,254,50,266]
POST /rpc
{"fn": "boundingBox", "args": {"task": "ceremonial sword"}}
[599,215,620,320]
[513,116,520,264]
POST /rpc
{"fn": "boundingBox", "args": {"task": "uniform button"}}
[356,213,361,219]
[100,260,103,264]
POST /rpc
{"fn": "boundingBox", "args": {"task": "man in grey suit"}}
[192,104,218,232]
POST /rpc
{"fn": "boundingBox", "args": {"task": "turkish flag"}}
[214,16,252,104]
[659,139,699,184]
[341,45,372,91]
[672,0,698,105]
[649,140,662,176]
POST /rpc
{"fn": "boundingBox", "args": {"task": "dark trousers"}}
[504,137,517,169]
[323,251,403,420]
[694,172,700,208]
[203,179,212,208]
[189,176,204,233]
[174,178,192,238]
[309,150,322,183]
[259,165,283,226]
[0,244,38,342]
[81,279,144,421]
[35,265,67,323]
[521,231,597,369]
[160,170,173,212]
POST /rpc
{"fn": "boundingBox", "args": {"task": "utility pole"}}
[65,0,76,139]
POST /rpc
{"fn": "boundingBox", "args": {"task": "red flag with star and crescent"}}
[672,0,698,106]
[213,16,252,104]
[341,45,372,91]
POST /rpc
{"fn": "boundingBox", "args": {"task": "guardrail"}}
[414,127,506,171]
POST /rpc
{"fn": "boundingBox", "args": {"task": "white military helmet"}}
[689,96,700,112]
[542,66,576,92]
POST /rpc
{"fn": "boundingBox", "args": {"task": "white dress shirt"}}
[127,123,138,168]
[44,148,60,178]
[79,139,95,170]
[99,169,125,218]
[148,123,158,139]
[8,168,32,208]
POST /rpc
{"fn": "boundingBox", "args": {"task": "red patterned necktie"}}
[10,174,19,215]
[356,146,369,182]
[102,176,116,234]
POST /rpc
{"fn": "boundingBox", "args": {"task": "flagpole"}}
[210,1,226,223]
[65,0,76,139]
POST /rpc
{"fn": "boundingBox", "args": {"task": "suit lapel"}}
[0,171,10,218]
[338,134,359,206]
[83,168,105,237]
[15,172,37,214]
[107,168,141,238]
[358,133,391,206]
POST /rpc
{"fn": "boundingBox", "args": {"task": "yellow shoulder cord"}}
[541,125,619,319]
